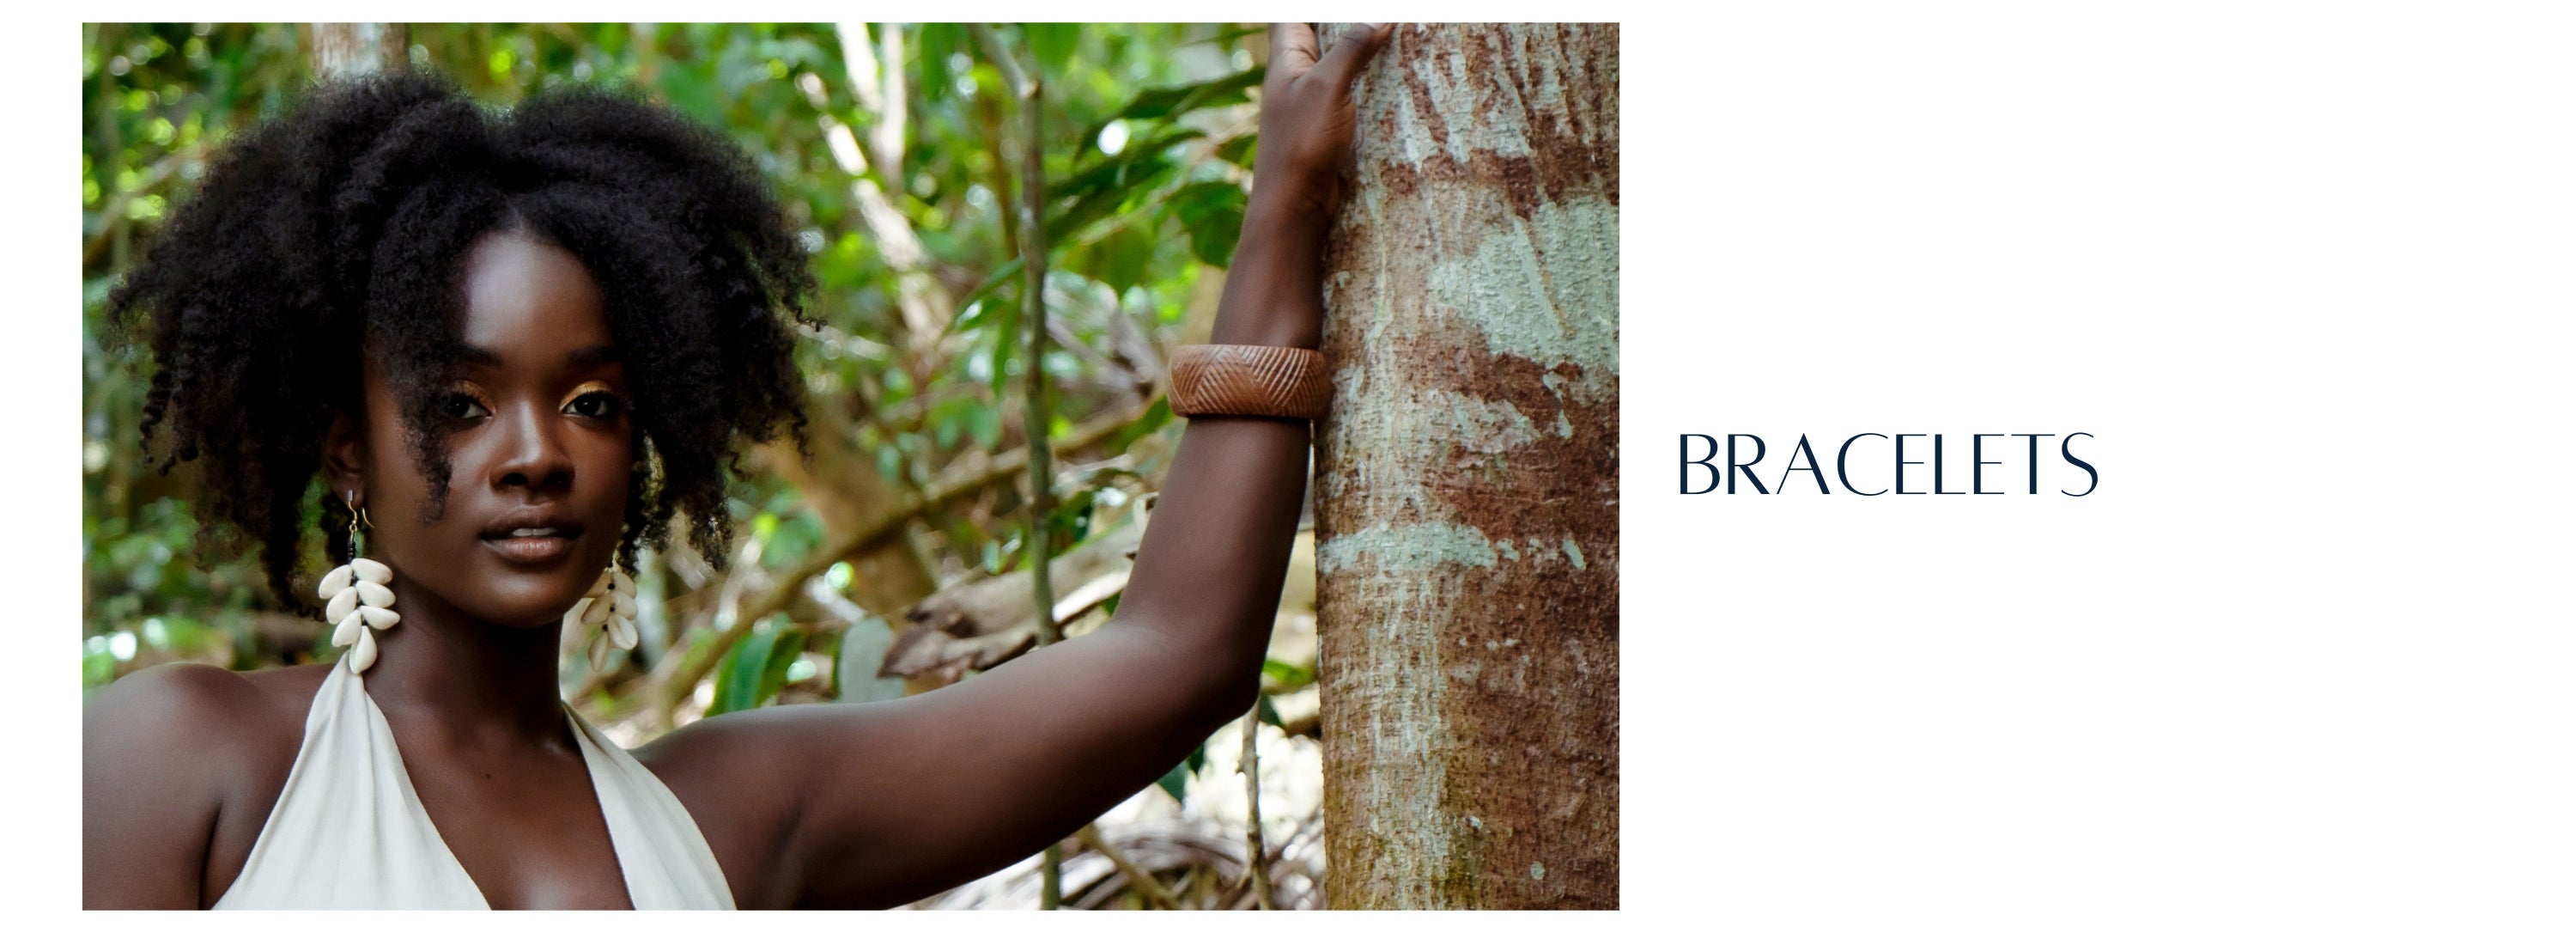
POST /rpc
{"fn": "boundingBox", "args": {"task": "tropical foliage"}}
[82,22,1325,908]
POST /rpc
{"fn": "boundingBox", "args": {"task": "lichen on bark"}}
[1315,22,1619,910]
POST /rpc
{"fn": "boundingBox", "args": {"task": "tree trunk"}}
[306,23,408,79]
[1314,24,1619,909]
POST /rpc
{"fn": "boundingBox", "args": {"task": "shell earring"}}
[568,563,639,669]
[319,491,399,674]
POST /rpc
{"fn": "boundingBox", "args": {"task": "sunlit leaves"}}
[82,22,1263,701]
[1112,66,1262,121]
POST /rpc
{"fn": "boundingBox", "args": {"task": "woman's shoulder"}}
[85,662,332,907]
[85,662,328,765]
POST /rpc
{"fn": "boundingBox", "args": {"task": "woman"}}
[84,23,1391,909]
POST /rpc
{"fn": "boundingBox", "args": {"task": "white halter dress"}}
[210,656,734,909]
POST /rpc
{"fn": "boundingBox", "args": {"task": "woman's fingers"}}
[1307,23,1394,93]
[1268,22,1321,85]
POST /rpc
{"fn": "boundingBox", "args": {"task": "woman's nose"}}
[492,400,573,491]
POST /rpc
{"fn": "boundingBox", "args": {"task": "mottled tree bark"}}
[306,23,407,80]
[1315,24,1619,909]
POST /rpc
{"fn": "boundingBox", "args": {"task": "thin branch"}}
[972,24,1037,104]
[1240,700,1275,910]
[1073,824,1183,910]
[966,23,1061,649]
[802,33,951,359]
[874,23,908,182]
[971,21,1067,911]
[648,401,1156,718]
[836,22,886,121]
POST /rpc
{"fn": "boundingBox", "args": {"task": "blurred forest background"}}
[82,22,1326,909]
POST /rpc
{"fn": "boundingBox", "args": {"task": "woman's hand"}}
[1216,22,1394,350]
[1251,23,1394,226]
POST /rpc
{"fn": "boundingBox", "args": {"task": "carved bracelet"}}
[1167,345,1331,421]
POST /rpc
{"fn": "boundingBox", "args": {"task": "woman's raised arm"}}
[639,24,1394,909]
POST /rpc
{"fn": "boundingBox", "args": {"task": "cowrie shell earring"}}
[319,491,399,674]
[568,564,638,669]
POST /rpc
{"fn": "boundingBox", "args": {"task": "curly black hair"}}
[103,70,815,613]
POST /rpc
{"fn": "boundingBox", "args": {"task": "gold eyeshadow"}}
[557,380,619,409]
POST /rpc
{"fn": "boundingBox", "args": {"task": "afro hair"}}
[103,70,815,613]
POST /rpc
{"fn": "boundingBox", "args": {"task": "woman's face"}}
[337,229,632,628]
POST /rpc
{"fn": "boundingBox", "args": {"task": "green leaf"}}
[1155,759,1191,802]
[1061,131,1199,193]
[1199,24,1269,49]
[1046,149,1184,243]
[983,318,1017,399]
[1256,692,1282,727]
[710,616,806,716]
[1048,487,1097,547]
[1169,180,1244,228]
[708,628,764,716]
[1215,132,1258,168]
[1116,67,1263,120]
[1021,23,1079,76]
[1261,658,1315,691]
[1188,206,1243,267]
[1165,180,1249,268]
[759,630,808,702]
[1105,397,1175,452]
[1080,225,1155,294]
[1156,740,1210,802]
[947,260,1024,332]
[913,23,963,100]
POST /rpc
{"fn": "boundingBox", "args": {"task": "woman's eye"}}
[565,391,625,418]
[440,393,489,420]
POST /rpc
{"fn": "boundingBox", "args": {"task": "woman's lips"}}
[482,533,577,564]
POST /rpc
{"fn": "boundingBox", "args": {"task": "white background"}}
[1626,2,2574,928]
[20,3,2575,928]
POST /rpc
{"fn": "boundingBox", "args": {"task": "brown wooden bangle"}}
[1167,344,1331,420]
